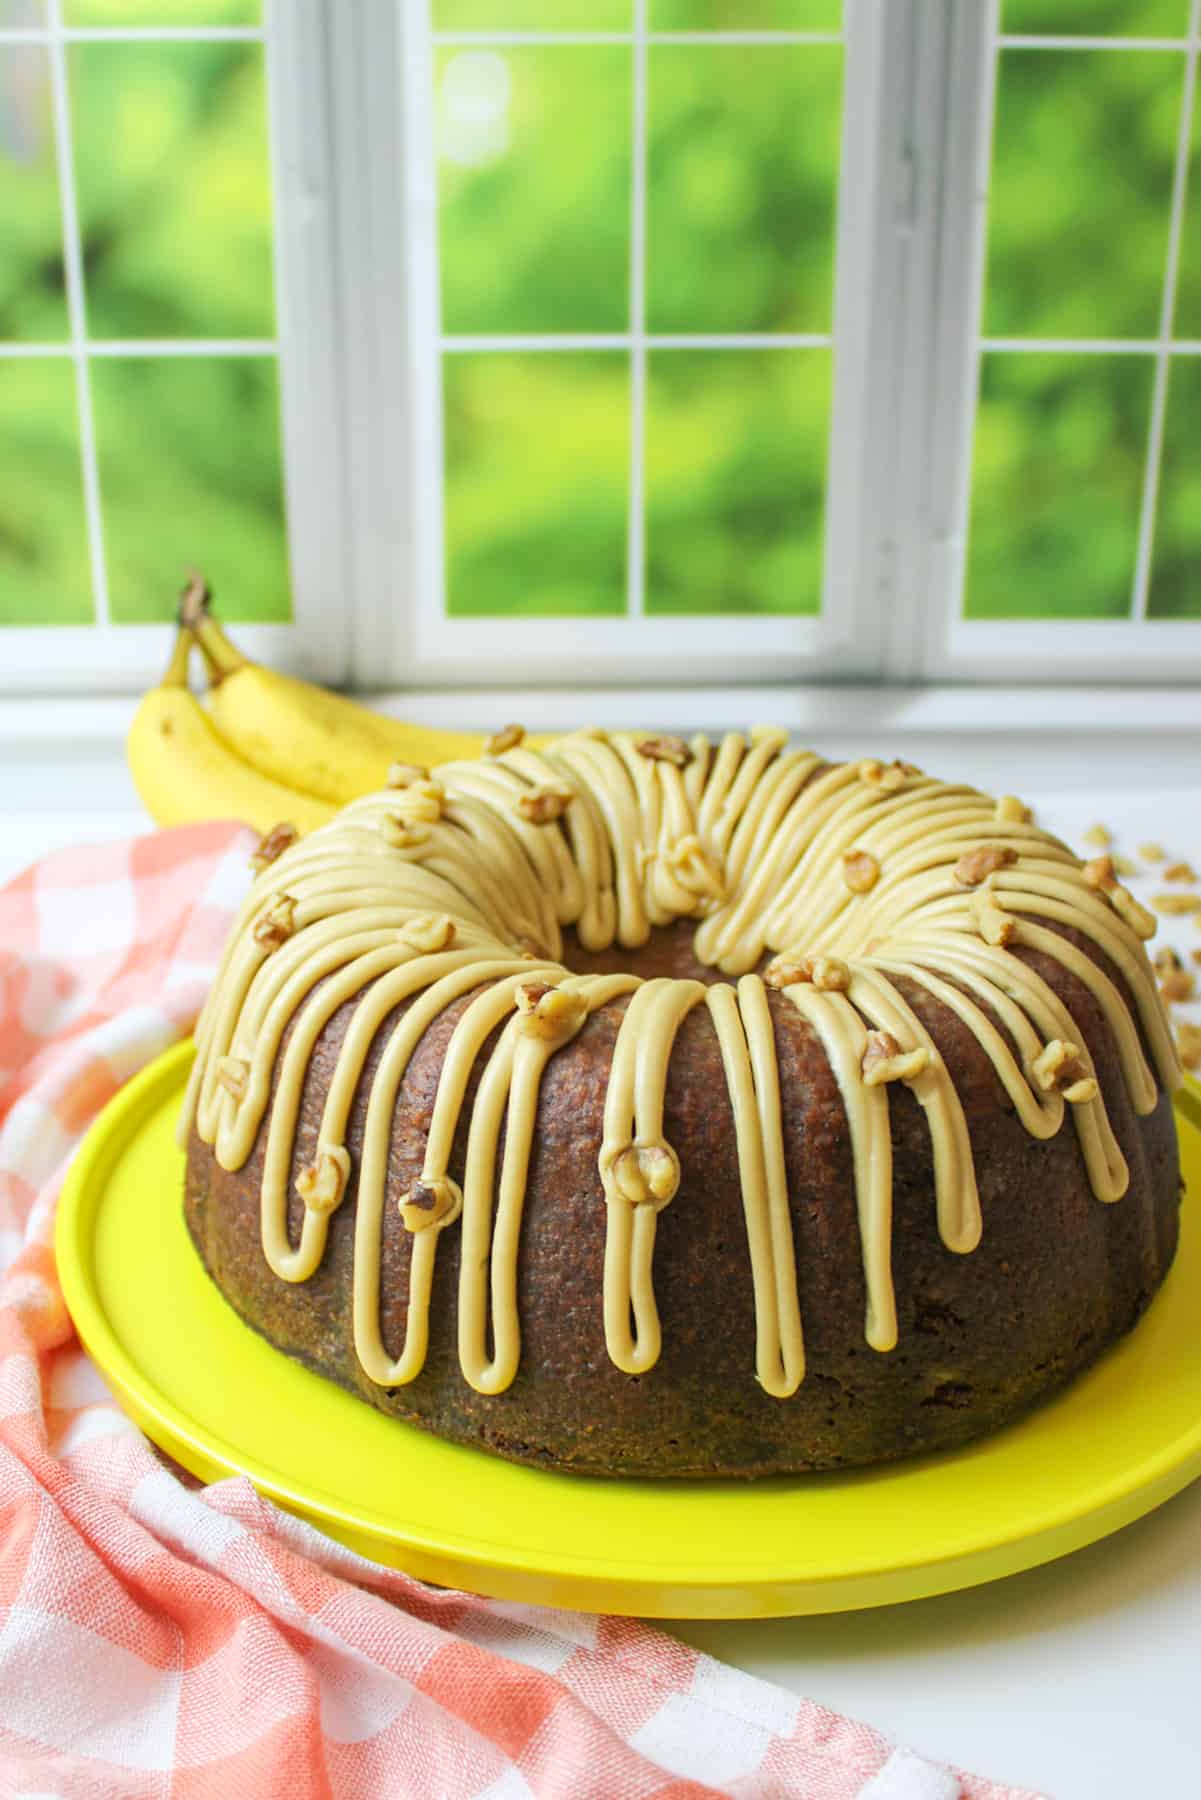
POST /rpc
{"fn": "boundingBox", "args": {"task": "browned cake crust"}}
[185,918,1181,1479]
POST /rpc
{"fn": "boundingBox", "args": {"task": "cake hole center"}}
[559,919,731,985]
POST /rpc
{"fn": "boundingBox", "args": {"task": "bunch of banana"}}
[127,576,530,836]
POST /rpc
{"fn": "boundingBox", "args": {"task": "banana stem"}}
[162,625,194,689]
[193,610,250,687]
[178,569,211,629]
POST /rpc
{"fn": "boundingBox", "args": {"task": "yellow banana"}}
[127,627,335,837]
[190,600,490,806]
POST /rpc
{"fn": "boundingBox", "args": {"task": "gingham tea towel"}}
[0,823,1046,1799]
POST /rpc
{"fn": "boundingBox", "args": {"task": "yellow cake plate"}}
[56,1041,1201,1620]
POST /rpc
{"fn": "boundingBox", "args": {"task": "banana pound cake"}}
[183,730,1183,1477]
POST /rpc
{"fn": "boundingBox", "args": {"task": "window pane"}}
[984,49,1181,339]
[1175,97,1201,337]
[0,358,90,625]
[65,0,261,22]
[91,356,289,623]
[1,3,45,33]
[645,348,828,615]
[69,41,275,339]
[433,1,631,24]
[1,45,68,343]
[645,44,841,333]
[437,47,631,334]
[651,1,841,26]
[444,352,628,617]
[965,353,1152,619]
[1001,0,1188,34]
[1147,358,1201,619]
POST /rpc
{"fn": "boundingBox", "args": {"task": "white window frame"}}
[339,0,917,689]
[912,0,1201,683]
[4,0,1201,699]
[0,0,347,693]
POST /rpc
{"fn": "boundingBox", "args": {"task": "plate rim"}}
[56,1042,1201,1615]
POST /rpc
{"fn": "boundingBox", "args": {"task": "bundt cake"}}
[182,729,1183,1477]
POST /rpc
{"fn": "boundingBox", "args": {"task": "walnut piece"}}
[858,758,917,791]
[216,1054,249,1101]
[296,1145,351,1216]
[515,979,587,1040]
[842,849,880,894]
[398,913,456,955]
[1163,861,1197,884]
[861,1030,930,1086]
[1083,824,1112,849]
[399,1174,462,1233]
[1154,946,1183,976]
[1152,892,1201,916]
[252,893,296,951]
[972,890,1017,948]
[387,778,444,823]
[953,844,1018,888]
[1137,841,1166,862]
[250,821,298,873]
[1161,969,1196,1005]
[1178,1022,1201,1071]
[1030,1038,1097,1104]
[995,794,1030,825]
[1191,948,1201,968]
[1113,853,1138,877]
[515,787,572,825]
[380,814,429,849]
[386,761,429,788]
[764,953,851,992]
[610,1142,680,1209]
[1082,855,1117,892]
[485,722,525,756]
[635,734,693,768]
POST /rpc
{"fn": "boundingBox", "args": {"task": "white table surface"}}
[3,726,1200,1800]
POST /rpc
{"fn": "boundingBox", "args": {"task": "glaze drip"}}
[183,732,1180,1397]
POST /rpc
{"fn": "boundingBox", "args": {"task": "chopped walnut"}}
[1113,853,1138,877]
[1178,1022,1201,1071]
[994,794,1030,825]
[1161,970,1195,1004]
[1083,824,1112,849]
[386,761,429,788]
[953,844,1018,888]
[1030,1038,1097,1103]
[485,722,525,756]
[252,893,297,951]
[216,1054,249,1101]
[858,758,915,791]
[250,821,298,873]
[1154,946,1184,977]
[764,953,851,992]
[972,890,1017,948]
[1163,861,1197,884]
[1110,886,1157,939]
[635,734,693,768]
[1137,841,1166,862]
[386,779,444,824]
[399,1175,462,1233]
[861,1030,930,1086]
[610,1142,680,1209]
[380,814,429,849]
[1152,892,1201,916]
[296,1145,351,1216]
[515,980,586,1040]
[842,849,880,894]
[398,913,456,955]
[515,787,572,825]
[1191,948,1201,967]
[1082,855,1117,892]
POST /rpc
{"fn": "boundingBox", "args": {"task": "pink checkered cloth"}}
[0,823,1044,1800]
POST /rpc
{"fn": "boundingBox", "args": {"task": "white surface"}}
[3,730,1201,1800]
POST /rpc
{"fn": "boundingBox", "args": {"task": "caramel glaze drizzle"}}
[182,736,1182,1401]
